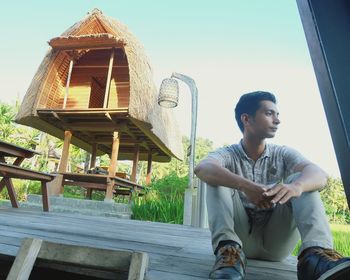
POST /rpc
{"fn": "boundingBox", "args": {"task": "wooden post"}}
[103,48,115,108]
[6,238,43,280]
[90,143,97,169]
[146,151,152,185]
[41,181,49,212]
[105,131,119,201]
[131,144,140,183]
[4,178,19,208]
[58,131,72,173]
[63,58,74,109]
[128,252,149,280]
[58,130,72,194]
[86,143,98,200]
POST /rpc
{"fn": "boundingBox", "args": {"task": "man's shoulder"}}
[267,143,303,158]
[208,143,242,158]
[267,143,293,152]
[214,143,241,153]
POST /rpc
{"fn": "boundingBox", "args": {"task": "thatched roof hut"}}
[16,9,183,163]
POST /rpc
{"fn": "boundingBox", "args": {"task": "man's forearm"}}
[292,164,329,192]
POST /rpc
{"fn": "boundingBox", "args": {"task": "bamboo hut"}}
[15,9,183,200]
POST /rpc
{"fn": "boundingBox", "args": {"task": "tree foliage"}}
[137,136,214,183]
[321,177,350,224]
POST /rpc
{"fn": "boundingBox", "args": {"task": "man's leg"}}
[292,190,333,252]
[260,202,300,261]
[207,185,250,252]
[276,173,350,280]
[206,185,249,279]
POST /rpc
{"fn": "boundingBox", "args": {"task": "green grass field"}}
[293,224,350,256]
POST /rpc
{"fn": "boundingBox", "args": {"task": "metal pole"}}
[171,73,198,226]
[171,73,198,190]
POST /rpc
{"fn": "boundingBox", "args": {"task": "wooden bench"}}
[60,172,144,200]
[0,163,54,211]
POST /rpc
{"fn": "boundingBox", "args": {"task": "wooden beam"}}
[128,252,149,280]
[63,59,74,109]
[6,239,43,280]
[131,144,140,182]
[36,239,143,273]
[51,111,66,122]
[103,48,115,108]
[48,36,125,50]
[90,143,97,169]
[41,181,49,212]
[58,131,72,194]
[66,123,121,131]
[3,178,19,208]
[296,0,350,207]
[108,132,120,176]
[106,131,119,201]
[74,65,129,69]
[146,151,153,185]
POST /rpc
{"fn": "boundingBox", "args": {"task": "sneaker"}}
[209,243,247,280]
[297,247,350,280]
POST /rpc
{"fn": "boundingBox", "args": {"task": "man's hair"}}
[234,91,277,132]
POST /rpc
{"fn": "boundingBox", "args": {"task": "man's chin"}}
[266,133,276,139]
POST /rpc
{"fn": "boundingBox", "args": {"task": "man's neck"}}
[241,137,266,162]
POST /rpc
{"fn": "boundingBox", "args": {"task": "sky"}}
[0,0,340,177]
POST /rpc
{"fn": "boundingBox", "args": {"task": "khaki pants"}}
[206,174,333,261]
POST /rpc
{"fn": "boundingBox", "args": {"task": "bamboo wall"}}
[38,48,130,110]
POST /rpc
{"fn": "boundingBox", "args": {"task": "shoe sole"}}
[317,261,350,280]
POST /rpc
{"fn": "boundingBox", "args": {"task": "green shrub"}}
[131,173,187,224]
[321,178,350,224]
[0,179,28,201]
[293,224,350,256]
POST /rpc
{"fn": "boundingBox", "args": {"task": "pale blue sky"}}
[0,0,340,177]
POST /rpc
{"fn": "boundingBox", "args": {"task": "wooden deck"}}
[0,207,297,279]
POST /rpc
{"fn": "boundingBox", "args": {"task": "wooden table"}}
[0,140,54,211]
[60,172,144,200]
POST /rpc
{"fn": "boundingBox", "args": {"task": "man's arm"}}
[195,158,273,209]
[263,162,329,204]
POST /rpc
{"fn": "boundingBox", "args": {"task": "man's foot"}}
[209,243,246,280]
[297,247,350,280]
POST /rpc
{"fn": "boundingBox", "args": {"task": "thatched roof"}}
[15,9,183,162]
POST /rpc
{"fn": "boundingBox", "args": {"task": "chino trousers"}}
[206,174,333,261]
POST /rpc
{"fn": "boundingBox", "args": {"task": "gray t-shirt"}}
[207,140,308,226]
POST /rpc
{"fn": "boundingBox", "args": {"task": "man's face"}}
[244,100,280,139]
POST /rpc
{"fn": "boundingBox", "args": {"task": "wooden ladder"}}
[6,238,149,280]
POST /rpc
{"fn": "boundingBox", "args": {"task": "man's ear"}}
[241,113,250,128]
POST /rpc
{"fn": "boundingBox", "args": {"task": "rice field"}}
[293,224,350,256]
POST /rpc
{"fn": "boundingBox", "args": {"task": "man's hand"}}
[243,184,274,209]
[262,182,303,204]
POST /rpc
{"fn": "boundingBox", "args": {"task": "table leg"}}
[86,189,93,200]
[105,178,114,202]
[3,177,19,208]
[41,181,49,212]
[12,157,25,166]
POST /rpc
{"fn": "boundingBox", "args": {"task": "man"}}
[194,91,350,280]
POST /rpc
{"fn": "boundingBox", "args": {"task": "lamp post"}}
[158,72,198,226]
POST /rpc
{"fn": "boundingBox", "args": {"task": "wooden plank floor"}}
[0,206,297,279]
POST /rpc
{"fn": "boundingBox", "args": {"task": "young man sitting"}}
[195,91,350,280]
